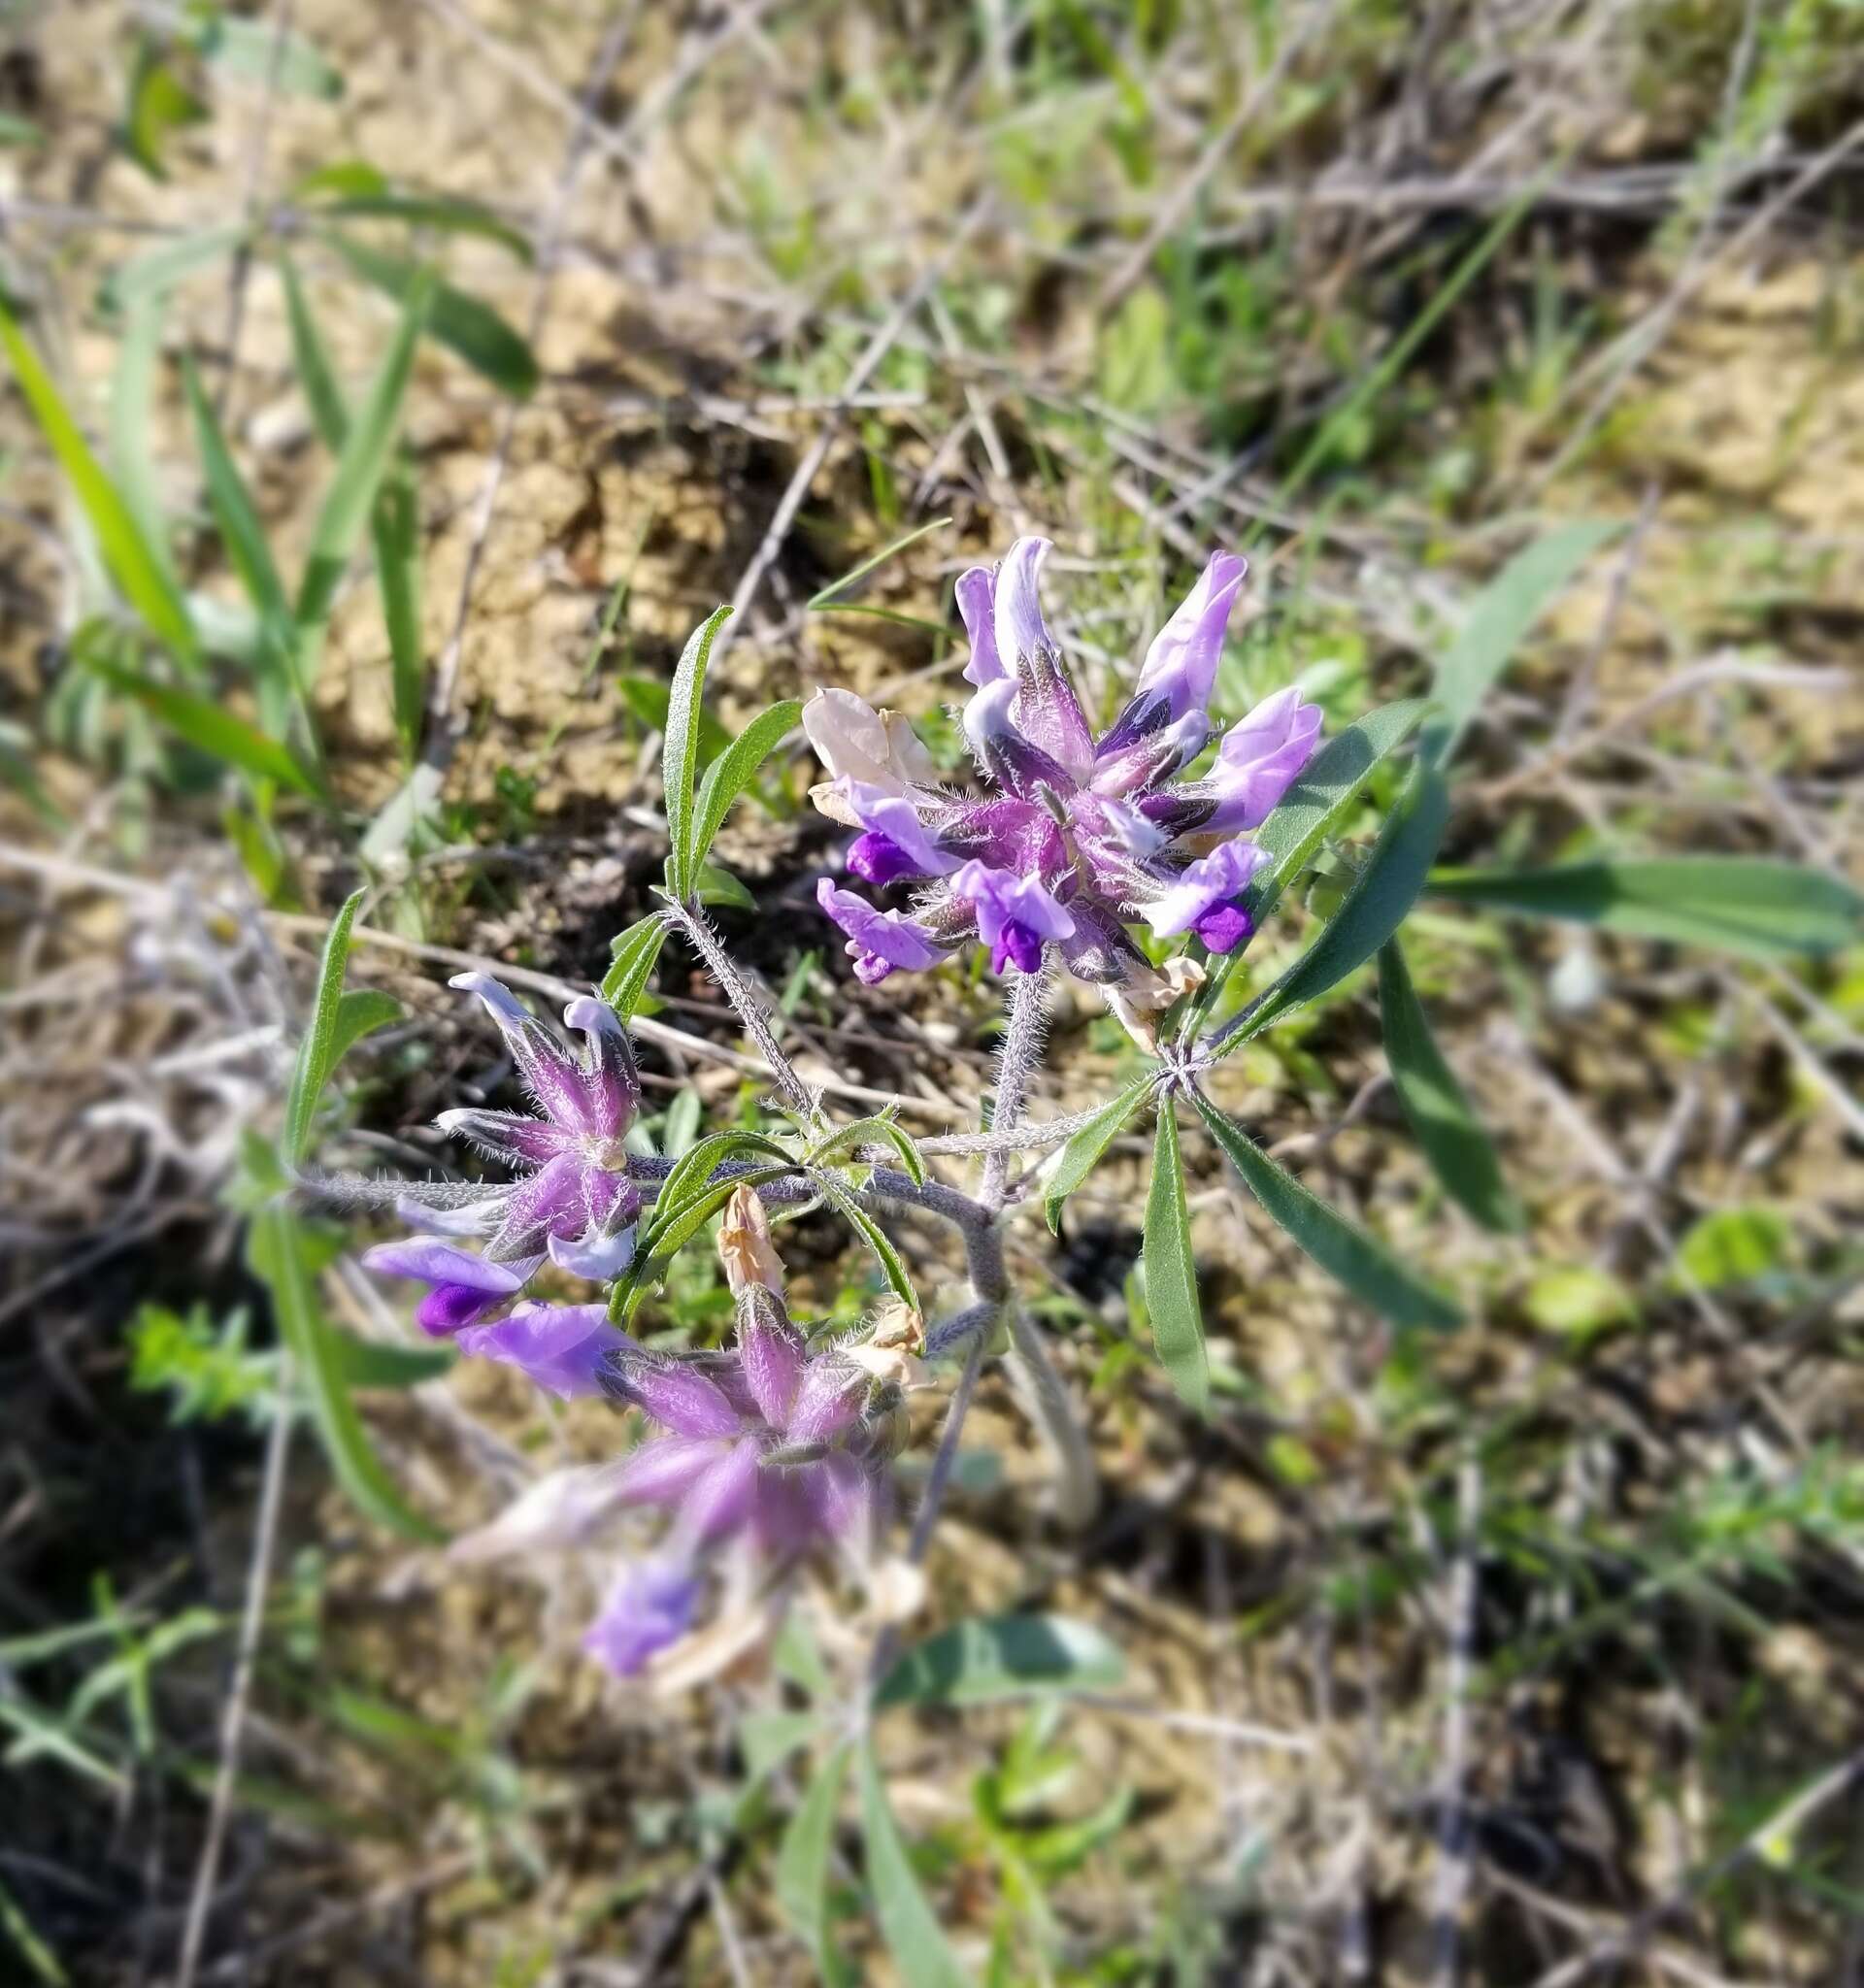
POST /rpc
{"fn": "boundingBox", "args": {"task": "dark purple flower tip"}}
[848,831,922,887]
[816,878,947,985]
[990,921,1047,976]
[582,1559,699,1678]
[1192,902,1255,954]
[1143,838,1271,943]
[951,861,1075,977]
[415,1280,510,1337]
[364,1241,529,1338]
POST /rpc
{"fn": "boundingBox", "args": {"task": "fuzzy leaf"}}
[689,697,801,875]
[875,1614,1125,1708]
[663,606,734,900]
[1142,1101,1207,1414]
[1046,1078,1152,1232]
[857,1745,972,1988]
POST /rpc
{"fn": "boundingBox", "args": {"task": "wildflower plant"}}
[280,532,1864,1985]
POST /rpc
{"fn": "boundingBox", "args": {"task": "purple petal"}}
[548,1223,638,1281]
[1056,896,1154,985]
[563,996,640,1139]
[1090,710,1212,799]
[803,1450,877,1557]
[1131,550,1248,721]
[738,1297,806,1427]
[991,537,1054,681]
[435,1108,572,1166]
[677,1440,760,1543]
[951,862,1075,977]
[816,879,948,984]
[837,779,959,877]
[1202,688,1324,833]
[582,1559,699,1677]
[785,1356,868,1442]
[749,1467,820,1559]
[1143,839,1271,939]
[615,1357,743,1439]
[956,566,1004,687]
[363,1241,524,1296]
[456,1302,633,1398]
[962,678,1081,804]
[1192,902,1255,954]
[449,973,599,1137]
[487,1150,587,1260]
[416,1281,510,1336]
[612,1434,733,1508]
[848,832,922,887]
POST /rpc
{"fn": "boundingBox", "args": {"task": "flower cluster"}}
[808,539,1322,1021]
[360,977,905,1682]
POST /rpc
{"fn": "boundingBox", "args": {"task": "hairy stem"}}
[664,897,815,1119]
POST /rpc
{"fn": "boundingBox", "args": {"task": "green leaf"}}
[250,1205,446,1544]
[328,986,402,1065]
[649,1128,796,1243]
[309,193,531,262]
[695,861,755,911]
[98,225,247,315]
[323,233,539,396]
[295,270,432,664]
[806,515,950,609]
[1141,1101,1207,1414]
[1377,940,1522,1233]
[181,11,345,98]
[121,36,206,180]
[0,294,200,672]
[609,1163,793,1324]
[808,1112,925,1187]
[660,607,735,899]
[1426,858,1864,961]
[374,458,423,761]
[1523,1265,1637,1340]
[600,913,670,1019]
[875,1614,1125,1709]
[280,255,350,452]
[778,1743,850,1975]
[689,697,802,875]
[325,1329,455,1389]
[1228,765,1449,1044]
[1675,1206,1793,1292]
[107,295,177,594]
[1188,1088,1462,1332]
[86,659,323,799]
[282,887,366,1168]
[182,354,301,736]
[1045,1078,1153,1232]
[1421,521,1617,767]
[857,1744,972,1988]
[813,1173,919,1311]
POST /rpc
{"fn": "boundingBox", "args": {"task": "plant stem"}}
[663,897,815,1119]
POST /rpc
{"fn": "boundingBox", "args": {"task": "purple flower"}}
[428,975,643,1277]
[582,1558,700,1677]
[1143,839,1271,954]
[806,539,1323,1008]
[456,1302,634,1399]
[816,878,949,985]
[360,1240,531,1337]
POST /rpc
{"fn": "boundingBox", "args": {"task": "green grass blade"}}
[107,294,177,592]
[0,293,199,673]
[310,192,532,262]
[1226,765,1449,1045]
[857,1743,972,1988]
[323,233,539,396]
[249,1205,447,1544]
[777,1743,850,1976]
[98,225,245,315]
[1189,1088,1462,1333]
[1422,520,1617,768]
[294,270,431,668]
[875,1614,1125,1708]
[1377,940,1522,1234]
[86,658,323,800]
[283,887,367,1168]
[280,255,350,451]
[662,606,733,900]
[373,458,423,762]
[1426,857,1864,961]
[1046,1077,1153,1232]
[807,515,950,609]
[689,697,802,877]
[1142,1100,1207,1414]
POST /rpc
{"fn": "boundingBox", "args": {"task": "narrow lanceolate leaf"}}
[600,912,670,1019]
[1189,1087,1462,1333]
[689,697,802,876]
[87,660,323,801]
[108,295,177,596]
[1426,857,1864,962]
[808,1112,925,1187]
[1377,940,1522,1234]
[1046,1078,1153,1232]
[325,1328,455,1390]
[322,234,540,397]
[1186,698,1428,1038]
[280,255,350,453]
[249,1205,447,1544]
[374,460,423,762]
[295,270,432,665]
[608,1164,793,1325]
[1224,764,1449,1047]
[875,1614,1126,1709]
[1142,1101,1207,1415]
[0,294,199,673]
[1421,520,1617,768]
[777,1743,850,1975]
[98,224,246,315]
[662,606,734,900]
[649,1128,797,1243]
[857,1744,972,1988]
[282,888,366,1168]
[327,987,403,1069]
[813,1173,919,1312]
